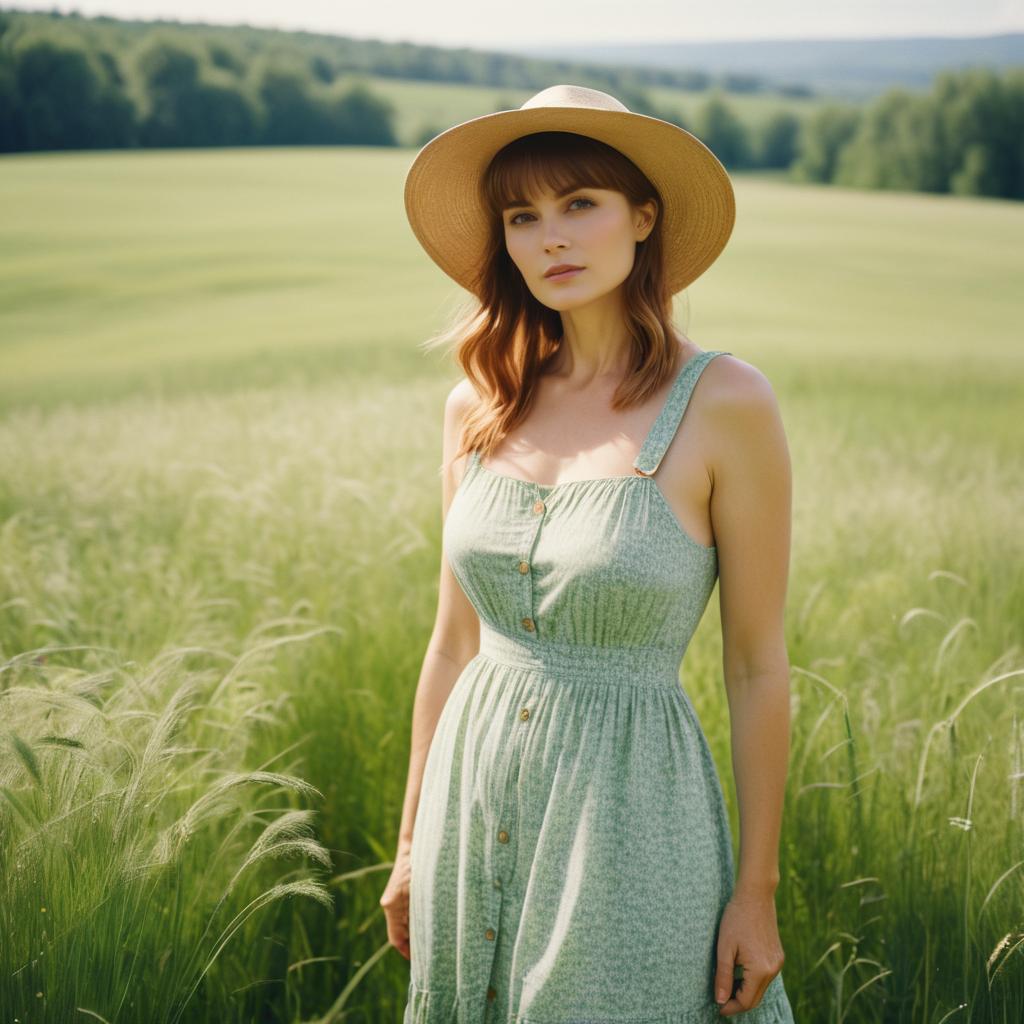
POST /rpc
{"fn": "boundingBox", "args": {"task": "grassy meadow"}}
[0,146,1023,1023]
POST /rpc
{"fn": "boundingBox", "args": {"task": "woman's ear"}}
[635,199,658,242]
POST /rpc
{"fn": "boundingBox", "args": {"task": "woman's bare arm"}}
[707,357,793,897]
[394,378,482,858]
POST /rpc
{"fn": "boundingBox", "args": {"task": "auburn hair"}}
[420,130,691,469]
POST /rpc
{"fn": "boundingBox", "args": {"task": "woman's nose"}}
[543,227,569,250]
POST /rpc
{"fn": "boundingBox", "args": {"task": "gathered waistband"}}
[476,624,683,687]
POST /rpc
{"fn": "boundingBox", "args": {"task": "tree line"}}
[0,15,398,149]
[790,68,1024,198]
[1,10,1021,200]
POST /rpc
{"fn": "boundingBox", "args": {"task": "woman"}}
[380,84,796,1023]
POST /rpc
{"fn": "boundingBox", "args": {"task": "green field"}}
[1,147,1023,1022]
[341,75,832,147]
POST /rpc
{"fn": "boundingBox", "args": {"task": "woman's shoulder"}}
[697,349,777,412]
[696,351,786,465]
[442,378,486,459]
[445,376,482,419]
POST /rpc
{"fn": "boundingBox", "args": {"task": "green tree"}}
[135,34,202,147]
[13,33,135,150]
[692,91,751,169]
[309,54,335,85]
[327,80,396,145]
[137,33,200,94]
[256,64,331,144]
[136,34,257,147]
[790,103,861,183]
[757,110,801,169]
[1005,69,1024,198]
[934,68,1022,199]
[834,89,945,193]
[0,51,22,150]
[207,40,245,76]
[951,143,1002,195]
[191,75,258,146]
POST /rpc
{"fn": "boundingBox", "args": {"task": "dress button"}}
[497,829,509,843]
[520,707,530,721]
[487,987,497,1001]
[493,877,502,889]
[532,499,545,514]
[518,560,530,574]
[521,616,535,632]
[485,927,496,940]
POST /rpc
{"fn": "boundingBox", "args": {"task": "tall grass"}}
[0,379,442,1021]
[0,633,337,1022]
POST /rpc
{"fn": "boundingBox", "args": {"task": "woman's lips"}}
[545,267,584,282]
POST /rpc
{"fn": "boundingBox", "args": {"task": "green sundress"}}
[405,349,796,1023]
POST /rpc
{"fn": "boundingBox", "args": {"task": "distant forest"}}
[1,9,1022,200]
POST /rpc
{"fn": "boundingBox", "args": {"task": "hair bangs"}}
[482,132,652,219]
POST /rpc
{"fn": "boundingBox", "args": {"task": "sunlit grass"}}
[0,637,336,1022]
[0,147,1022,1021]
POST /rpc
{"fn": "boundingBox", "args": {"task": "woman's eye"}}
[508,197,594,226]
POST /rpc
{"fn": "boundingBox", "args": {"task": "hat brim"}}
[403,106,735,299]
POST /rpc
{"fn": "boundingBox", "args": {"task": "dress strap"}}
[632,350,731,476]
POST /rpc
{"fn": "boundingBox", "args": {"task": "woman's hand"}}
[380,844,413,960]
[713,889,786,1016]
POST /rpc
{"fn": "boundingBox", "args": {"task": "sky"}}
[6,0,1023,48]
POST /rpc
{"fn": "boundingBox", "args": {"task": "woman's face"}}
[501,185,656,309]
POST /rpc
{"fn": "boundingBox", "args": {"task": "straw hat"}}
[403,83,736,299]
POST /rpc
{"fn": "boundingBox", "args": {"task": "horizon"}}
[5,0,1023,50]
